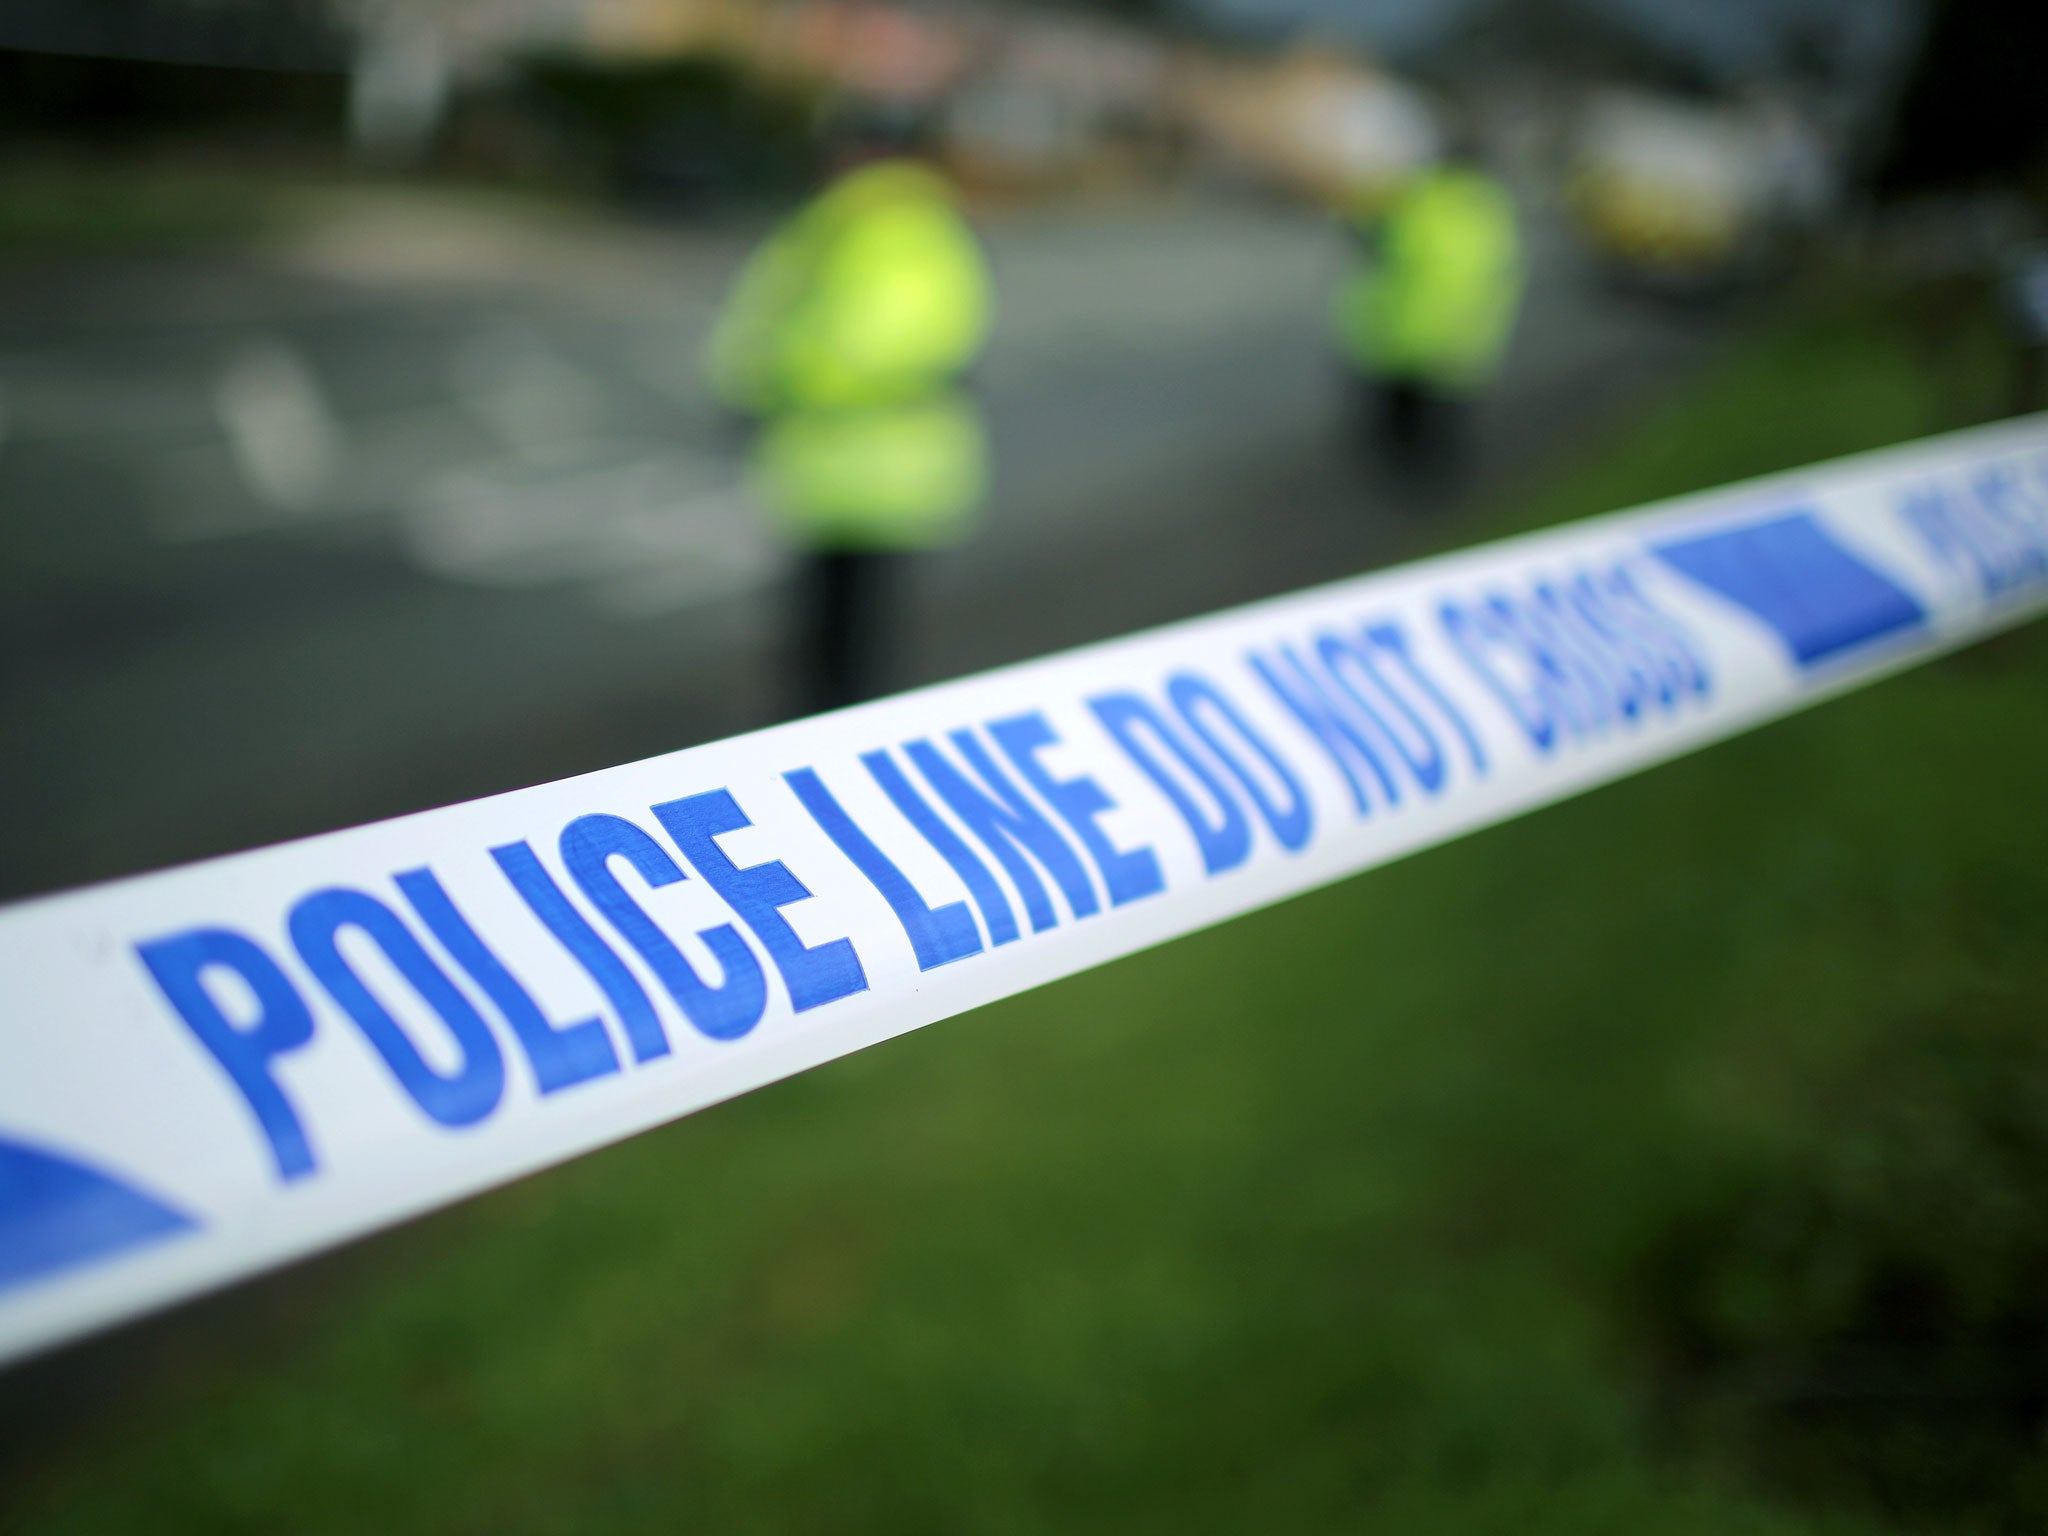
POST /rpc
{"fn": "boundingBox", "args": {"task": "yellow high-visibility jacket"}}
[1336,165,1523,393]
[708,159,992,549]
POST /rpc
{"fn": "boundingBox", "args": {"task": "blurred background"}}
[3,1,2048,1531]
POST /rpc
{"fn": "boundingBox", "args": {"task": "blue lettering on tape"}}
[785,767,983,972]
[1440,565,1711,754]
[990,712,1163,908]
[1901,470,2048,601]
[1090,691,1251,876]
[1440,597,1555,754]
[861,748,1020,947]
[495,841,672,1063]
[652,790,868,1014]
[1166,672,1314,851]
[1362,623,1488,778]
[560,814,767,1042]
[1653,511,1926,667]
[289,889,506,1129]
[1315,631,1446,795]
[905,733,1100,931]
[398,867,621,1095]
[1604,565,1712,699]
[137,927,320,1180]
[1248,643,1402,814]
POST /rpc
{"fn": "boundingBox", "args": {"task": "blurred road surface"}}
[0,189,1704,903]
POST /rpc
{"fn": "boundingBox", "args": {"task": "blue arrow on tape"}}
[0,1134,196,1296]
[1653,510,1927,668]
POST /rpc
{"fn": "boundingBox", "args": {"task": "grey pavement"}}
[0,191,1706,904]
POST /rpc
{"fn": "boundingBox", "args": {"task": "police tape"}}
[4,414,2047,1365]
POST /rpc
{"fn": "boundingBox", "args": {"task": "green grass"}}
[0,163,276,254]
[6,284,2045,1534]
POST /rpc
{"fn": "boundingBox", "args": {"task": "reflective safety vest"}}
[1336,165,1523,393]
[708,159,993,549]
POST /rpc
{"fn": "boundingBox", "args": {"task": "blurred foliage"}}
[514,53,820,213]
[0,47,344,145]
[1878,0,2048,197]
[1489,273,2024,542]
[2,282,2044,1535]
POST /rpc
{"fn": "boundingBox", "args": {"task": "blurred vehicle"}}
[1566,89,1779,292]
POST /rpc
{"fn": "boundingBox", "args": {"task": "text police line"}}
[1,413,2043,1364]
[136,559,1711,1178]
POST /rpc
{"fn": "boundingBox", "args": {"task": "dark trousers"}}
[800,548,899,715]
[1360,376,1466,484]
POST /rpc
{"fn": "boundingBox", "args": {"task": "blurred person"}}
[708,107,992,715]
[1335,134,1523,484]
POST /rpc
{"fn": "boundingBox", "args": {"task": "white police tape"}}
[4,415,2047,1364]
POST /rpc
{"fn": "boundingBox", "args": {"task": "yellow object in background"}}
[1573,168,1740,268]
[709,158,992,549]
[1336,164,1523,394]
[754,391,987,548]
